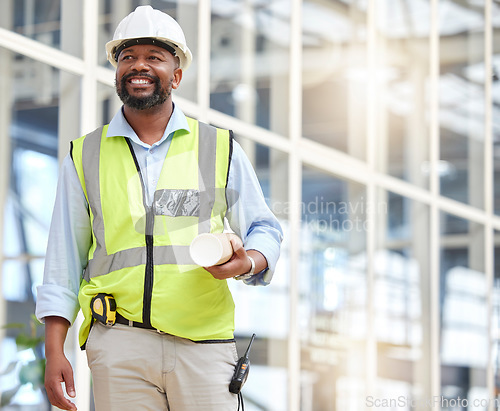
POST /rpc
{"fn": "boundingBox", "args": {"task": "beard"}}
[116,72,172,110]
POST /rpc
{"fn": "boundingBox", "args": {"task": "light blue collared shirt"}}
[36,104,283,325]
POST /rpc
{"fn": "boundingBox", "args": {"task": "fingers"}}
[232,242,247,260]
[204,247,250,280]
[46,382,77,411]
[227,233,243,252]
[62,365,76,399]
[45,356,77,411]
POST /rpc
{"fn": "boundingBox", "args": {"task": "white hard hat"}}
[105,5,192,71]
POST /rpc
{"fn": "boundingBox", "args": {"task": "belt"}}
[115,313,167,334]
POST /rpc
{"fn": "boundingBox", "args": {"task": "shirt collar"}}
[106,103,191,148]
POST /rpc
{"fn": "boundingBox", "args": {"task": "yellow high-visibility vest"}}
[71,117,234,347]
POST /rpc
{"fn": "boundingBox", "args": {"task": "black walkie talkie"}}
[229,334,256,394]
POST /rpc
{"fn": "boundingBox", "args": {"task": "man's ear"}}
[172,67,183,90]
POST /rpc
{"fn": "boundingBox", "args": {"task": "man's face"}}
[115,44,182,110]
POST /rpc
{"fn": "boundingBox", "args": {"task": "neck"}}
[123,101,173,146]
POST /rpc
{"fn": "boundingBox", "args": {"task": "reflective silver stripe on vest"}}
[197,122,217,235]
[81,121,221,281]
[152,122,217,226]
[81,126,106,282]
[84,245,195,280]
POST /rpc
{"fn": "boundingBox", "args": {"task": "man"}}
[35,6,282,411]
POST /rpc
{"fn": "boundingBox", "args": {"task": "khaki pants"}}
[86,322,239,411]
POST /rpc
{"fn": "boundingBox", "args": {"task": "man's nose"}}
[130,57,149,71]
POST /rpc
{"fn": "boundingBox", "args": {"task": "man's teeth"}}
[130,79,150,84]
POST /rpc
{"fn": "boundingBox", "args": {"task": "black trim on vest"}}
[125,138,154,328]
[226,131,234,210]
[226,131,234,190]
[69,141,74,161]
[225,131,234,213]
[125,138,142,179]
[80,318,95,350]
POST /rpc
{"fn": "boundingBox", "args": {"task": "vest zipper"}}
[126,139,154,327]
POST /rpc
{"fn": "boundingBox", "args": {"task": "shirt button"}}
[149,148,155,154]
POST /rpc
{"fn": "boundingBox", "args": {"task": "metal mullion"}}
[299,150,500,228]
[484,0,494,409]
[206,104,500,231]
[432,195,498,227]
[300,136,500,227]
[0,27,85,76]
[96,66,115,87]
[288,136,301,411]
[0,0,13,330]
[365,0,377,400]
[173,96,201,120]
[429,0,441,402]
[197,0,210,123]
[288,0,302,409]
[71,1,99,410]
[208,108,291,154]
[80,0,98,135]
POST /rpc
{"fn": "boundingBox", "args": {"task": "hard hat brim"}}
[105,36,192,71]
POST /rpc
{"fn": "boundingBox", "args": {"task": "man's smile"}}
[126,76,156,89]
[129,78,153,85]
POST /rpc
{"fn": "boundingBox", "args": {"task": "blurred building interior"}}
[0,0,500,410]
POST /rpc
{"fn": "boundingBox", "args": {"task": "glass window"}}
[229,134,289,410]
[0,48,67,410]
[494,230,500,399]
[3,50,62,304]
[210,0,290,135]
[300,166,367,410]
[375,1,431,188]
[302,0,367,160]
[1,2,499,411]
[440,212,487,407]
[1,1,85,59]
[439,0,485,208]
[98,81,122,126]
[494,2,500,216]
[375,190,431,404]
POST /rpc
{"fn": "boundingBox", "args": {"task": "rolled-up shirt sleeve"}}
[225,141,283,286]
[35,154,91,325]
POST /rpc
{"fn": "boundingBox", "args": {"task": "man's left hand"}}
[204,234,262,280]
